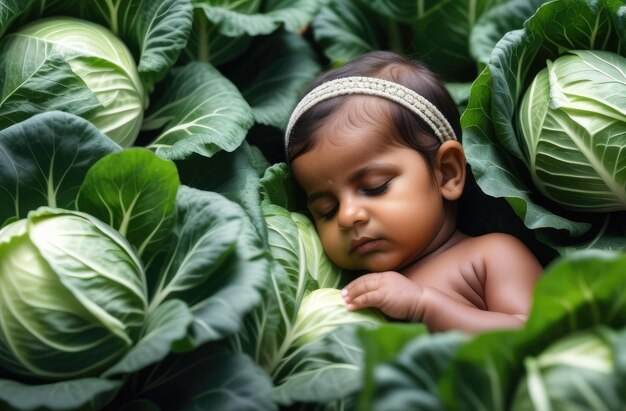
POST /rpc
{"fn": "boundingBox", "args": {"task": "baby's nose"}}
[337,203,369,228]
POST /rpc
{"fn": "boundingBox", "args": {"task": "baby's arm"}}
[342,233,543,333]
[342,272,530,332]
[478,233,543,323]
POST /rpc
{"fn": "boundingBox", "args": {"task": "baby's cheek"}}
[318,231,345,262]
[319,235,362,271]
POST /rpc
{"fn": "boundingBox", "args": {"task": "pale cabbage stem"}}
[147,227,217,313]
[537,350,611,373]
[486,355,504,408]
[266,238,308,374]
[272,345,359,383]
[271,340,309,380]
[105,0,121,34]
[137,213,166,257]
[253,308,269,364]
[270,315,363,380]
[524,357,551,411]
[95,188,116,233]
[469,0,476,26]
[583,216,610,250]
[147,239,183,313]
[264,273,293,373]
[118,192,141,238]
[589,13,600,49]
[552,115,626,206]
[47,156,56,208]
[515,44,533,102]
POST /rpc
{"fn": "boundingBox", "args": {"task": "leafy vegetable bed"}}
[0,0,625,410]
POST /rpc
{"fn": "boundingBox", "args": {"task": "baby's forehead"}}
[317,95,397,138]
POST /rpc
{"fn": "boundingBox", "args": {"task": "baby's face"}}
[291,119,451,273]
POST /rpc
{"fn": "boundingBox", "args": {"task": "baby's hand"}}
[341,272,424,321]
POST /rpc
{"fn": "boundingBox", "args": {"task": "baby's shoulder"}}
[455,232,540,274]
[457,232,526,251]
[440,232,533,269]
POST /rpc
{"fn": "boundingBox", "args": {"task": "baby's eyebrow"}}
[349,163,394,182]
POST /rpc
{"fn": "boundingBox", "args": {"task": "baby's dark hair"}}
[287,50,461,169]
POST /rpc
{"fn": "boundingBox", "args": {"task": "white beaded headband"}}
[285,76,457,156]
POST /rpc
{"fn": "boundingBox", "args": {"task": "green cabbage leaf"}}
[462,0,626,254]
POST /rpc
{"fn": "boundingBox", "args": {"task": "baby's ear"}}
[434,140,466,201]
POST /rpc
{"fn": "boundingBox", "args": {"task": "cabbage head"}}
[518,50,626,212]
[292,288,385,347]
[0,17,146,147]
[0,207,147,380]
[511,328,620,409]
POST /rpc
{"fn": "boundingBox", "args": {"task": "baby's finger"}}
[347,290,384,311]
[340,287,352,304]
[343,273,383,299]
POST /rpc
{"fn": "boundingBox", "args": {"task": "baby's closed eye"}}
[360,179,392,196]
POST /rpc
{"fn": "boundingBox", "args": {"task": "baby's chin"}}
[339,259,402,274]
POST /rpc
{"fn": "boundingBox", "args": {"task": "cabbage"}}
[0,114,269,409]
[0,16,146,147]
[292,288,385,347]
[292,212,343,289]
[518,50,626,212]
[462,0,626,253]
[0,207,147,379]
[511,329,620,410]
